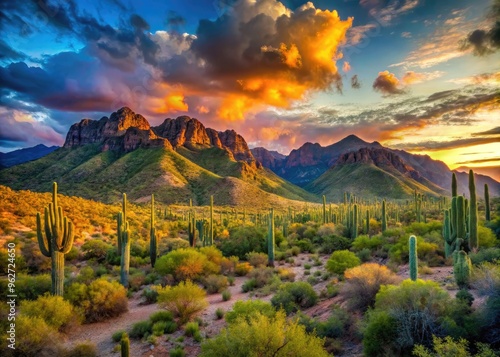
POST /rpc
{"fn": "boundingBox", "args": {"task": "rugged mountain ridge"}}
[0,144,59,168]
[65,107,257,166]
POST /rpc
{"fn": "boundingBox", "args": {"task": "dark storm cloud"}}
[472,126,500,136]
[165,11,185,27]
[0,40,26,61]
[461,0,500,55]
[351,75,361,89]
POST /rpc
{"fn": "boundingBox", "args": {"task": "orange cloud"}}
[373,70,405,95]
[151,93,189,114]
[343,61,351,72]
[401,70,444,84]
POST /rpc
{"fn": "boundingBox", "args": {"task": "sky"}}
[0,0,499,177]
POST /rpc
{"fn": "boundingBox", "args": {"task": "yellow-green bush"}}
[157,280,208,324]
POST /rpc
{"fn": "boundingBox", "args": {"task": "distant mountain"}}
[455,166,500,182]
[0,144,59,168]
[0,107,316,206]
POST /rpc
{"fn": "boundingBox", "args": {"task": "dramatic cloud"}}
[449,72,500,86]
[393,137,500,151]
[401,70,444,84]
[372,70,405,95]
[455,157,500,165]
[461,0,500,56]
[472,126,500,136]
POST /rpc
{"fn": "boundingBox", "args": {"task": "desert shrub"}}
[326,250,361,275]
[341,263,399,311]
[246,251,268,267]
[478,226,498,248]
[130,320,153,339]
[81,239,112,262]
[160,237,190,252]
[3,315,63,356]
[200,310,329,357]
[220,225,266,259]
[234,262,253,276]
[248,267,275,287]
[356,248,372,262]
[184,322,199,336]
[271,281,318,315]
[142,285,160,304]
[170,347,186,357]
[152,321,168,336]
[155,248,207,281]
[157,280,208,323]
[21,294,81,332]
[363,310,398,357]
[317,224,336,238]
[363,279,452,356]
[129,272,146,291]
[320,235,351,254]
[112,330,126,342]
[199,246,223,274]
[164,320,178,334]
[220,256,239,275]
[296,239,314,252]
[222,289,231,301]
[470,248,500,265]
[351,235,383,252]
[75,266,95,284]
[225,300,276,324]
[14,273,51,300]
[317,307,350,338]
[413,335,496,357]
[202,274,228,294]
[216,308,225,319]
[65,278,128,323]
[276,267,296,281]
[242,278,258,292]
[65,341,97,357]
[149,310,174,324]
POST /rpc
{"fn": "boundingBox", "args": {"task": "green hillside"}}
[0,145,316,208]
[306,162,446,201]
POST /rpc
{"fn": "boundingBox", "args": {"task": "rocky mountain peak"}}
[152,116,211,149]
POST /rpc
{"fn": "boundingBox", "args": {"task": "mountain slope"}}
[0,107,317,205]
[306,147,449,200]
[0,144,59,168]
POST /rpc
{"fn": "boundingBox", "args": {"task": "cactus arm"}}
[36,212,51,257]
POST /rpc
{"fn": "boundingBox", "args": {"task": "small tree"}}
[326,249,361,275]
[200,311,329,357]
[157,280,208,324]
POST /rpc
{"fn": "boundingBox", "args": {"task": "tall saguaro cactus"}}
[443,210,453,258]
[268,208,275,267]
[451,172,457,197]
[351,204,358,239]
[209,195,214,246]
[36,182,75,296]
[322,195,327,224]
[381,200,387,232]
[468,170,478,251]
[409,235,418,281]
[117,193,131,287]
[484,184,490,221]
[150,194,158,268]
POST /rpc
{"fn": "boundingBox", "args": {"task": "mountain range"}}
[0,144,59,168]
[0,107,498,205]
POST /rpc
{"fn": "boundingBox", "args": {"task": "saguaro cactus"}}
[468,170,478,251]
[36,182,75,296]
[452,172,457,197]
[366,210,370,235]
[322,195,327,224]
[485,184,490,221]
[381,200,387,232]
[268,208,275,267]
[443,210,453,258]
[150,194,158,268]
[456,196,466,240]
[454,250,472,288]
[409,235,418,281]
[351,204,358,239]
[209,195,214,246]
[121,334,130,357]
[117,193,131,287]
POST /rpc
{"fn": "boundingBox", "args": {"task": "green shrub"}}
[271,281,318,315]
[320,235,351,254]
[470,247,500,265]
[169,347,186,357]
[184,322,199,337]
[81,240,112,262]
[317,307,350,338]
[246,251,268,267]
[351,235,383,252]
[128,272,146,291]
[13,273,51,300]
[200,310,329,357]
[363,310,398,357]
[149,310,173,323]
[157,280,208,323]
[65,341,97,357]
[326,250,361,275]
[222,289,231,301]
[164,320,178,334]
[155,248,209,281]
[234,262,253,276]
[296,239,314,252]
[142,286,160,304]
[203,274,228,294]
[216,308,225,319]
[152,321,168,336]
[304,263,312,270]
[65,278,128,323]
[225,300,276,324]
[130,320,153,339]
[242,278,257,292]
[21,294,81,332]
[112,330,126,342]
[221,225,266,259]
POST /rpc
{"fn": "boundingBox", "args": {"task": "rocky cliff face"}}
[63,107,256,163]
[251,147,286,171]
[335,147,422,180]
